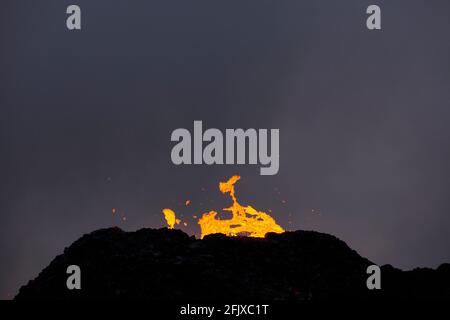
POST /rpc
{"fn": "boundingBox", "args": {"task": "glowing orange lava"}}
[162,175,285,238]
[162,208,181,229]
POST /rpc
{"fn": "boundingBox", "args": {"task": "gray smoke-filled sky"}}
[1,0,450,299]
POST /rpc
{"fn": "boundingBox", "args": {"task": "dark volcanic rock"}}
[15,228,450,300]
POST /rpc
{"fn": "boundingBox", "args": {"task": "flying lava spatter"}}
[163,175,285,238]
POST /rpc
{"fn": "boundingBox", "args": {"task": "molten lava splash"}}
[198,175,284,238]
[162,175,284,238]
[162,208,180,229]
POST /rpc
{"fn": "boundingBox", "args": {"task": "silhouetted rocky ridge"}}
[15,227,450,300]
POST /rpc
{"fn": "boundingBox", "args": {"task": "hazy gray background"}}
[1,0,450,299]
